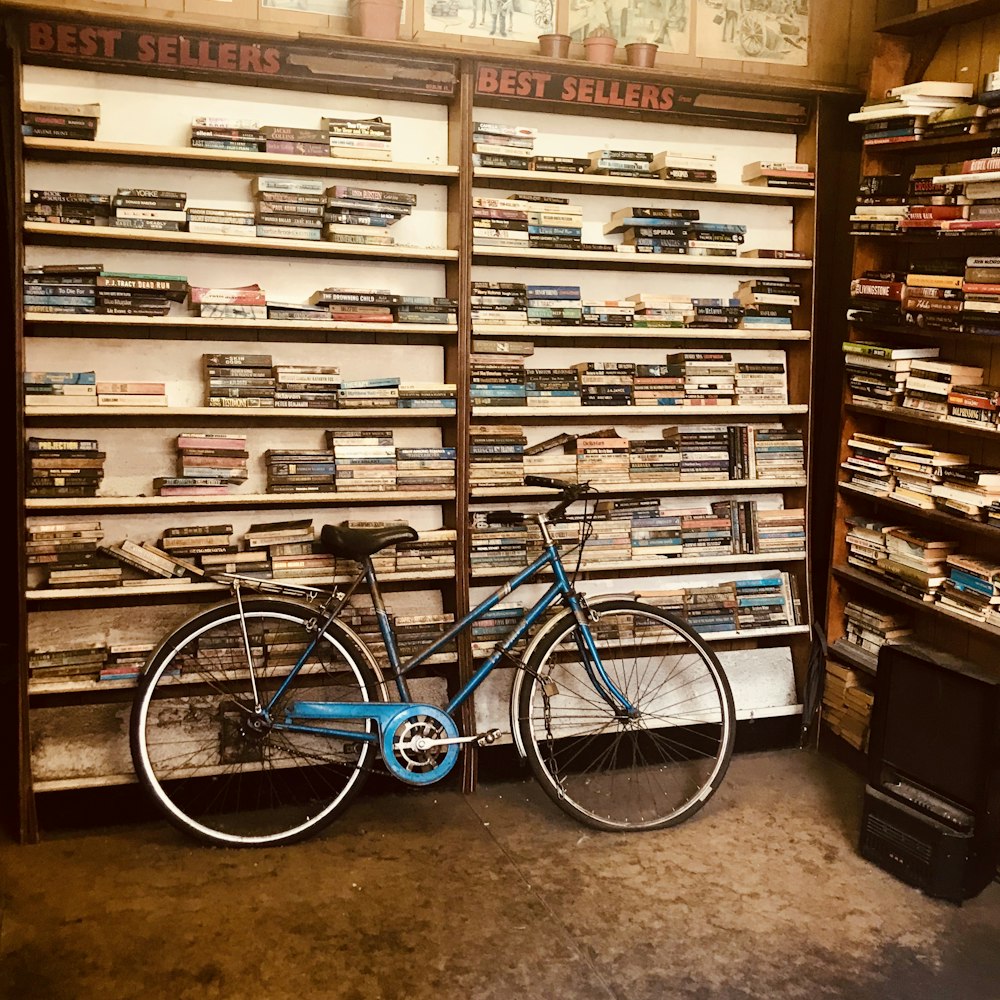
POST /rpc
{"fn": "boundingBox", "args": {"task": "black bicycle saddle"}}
[319,522,419,560]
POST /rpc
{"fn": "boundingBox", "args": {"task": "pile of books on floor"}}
[742,160,814,191]
[155,433,248,496]
[849,80,974,145]
[842,341,941,406]
[469,424,526,487]
[110,188,187,233]
[24,370,96,409]
[190,284,267,320]
[324,183,415,246]
[25,189,110,226]
[22,100,99,141]
[823,661,874,751]
[472,121,536,170]
[27,519,119,590]
[27,436,106,498]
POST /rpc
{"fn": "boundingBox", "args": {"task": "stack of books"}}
[625,437,679,482]
[472,198,531,249]
[628,293,692,328]
[736,278,800,329]
[397,295,457,325]
[264,448,336,493]
[472,122,536,170]
[260,124,329,158]
[471,348,526,408]
[527,284,582,325]
[28,641,108,686]
[103,537,200,586]
[469,424,526,487]
[752,506,806,554]
[94,270,188,317]
[323,115,392,161]
[470,518,529,572]
[688,221,746,258]
[398,382,456,410]
[573,361,634,407]
[395,445,456,492]
[851,174,909,236]
[842,342,940,406]
[681,583,737,633]
[471,281,528,325]
[901,266,965,329]
[100,643,156,683]
[96,379,167,408]
[844,515,894,576]
[248,519,325,581]
[750,425,806,479]
[902,358,984,416]
[742,160,814,190]
[394,529,456,574]
[886,442,969,510]
[924,101,988,139]
[572,430,630,484]
[963,256,1000,335]
[27,436,105,498]
[664,425,731,482]
[531,153,590,174]
[735,360,788,406]
[841,431,908,496]
[27,519,114,590]
[158,523,236,564]
[604,205,697,255]
[521,365,580,408]
[324,184,414,246]
[22,100,99,141]
[470,604,526,656]
[156,432,248,496]
[843,601,912,658]
[632,364,685,407]
[310,286,394,323]
[394,613,456,660]
[190,284,267,320]
[823,661,874,751]
[24,370,96,409]
[615,501,681,559]
[26,189,109,226]
[186,203,256,237]
[897,165,969,234]
[338,375,400,408]
[190,115,264,152]
[679,503,734,557]
[582,298,635,327]
[849,80,974,145]
[651,149,717,183]
[204,351,274,408]
[932,465,1000,520]
[23,262,101,314]
[847,270,905,325]
[946,169,1000,225]
[588,148,653,178]
[326,428,396,493]
[250,175,322,241]
[523,432,578,482]
[523,194,583,250]
[110,187,187,233]
[691,298,743,328]
[273,365,341,409]
[938,554,1000,623]
[668,352,736,406]
[879,526,956,601]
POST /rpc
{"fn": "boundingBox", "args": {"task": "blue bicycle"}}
[130,477,735,847]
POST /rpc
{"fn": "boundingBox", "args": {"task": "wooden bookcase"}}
[3,8,858,841]
[822,1,1000,762]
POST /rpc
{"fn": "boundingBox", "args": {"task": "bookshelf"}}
[822,3,1000,761]
[5,8,857,842]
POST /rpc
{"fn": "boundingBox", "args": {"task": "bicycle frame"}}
[263,527,637,747]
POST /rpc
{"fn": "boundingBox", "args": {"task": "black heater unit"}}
[859,643,1000,903]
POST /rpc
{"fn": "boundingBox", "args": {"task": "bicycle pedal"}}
[476,729,503,746]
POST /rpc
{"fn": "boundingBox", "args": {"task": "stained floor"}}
[2,750,1000,1000]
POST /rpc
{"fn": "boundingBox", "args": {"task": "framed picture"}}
[694,0,809,66]
[568,0,691,51]
[421,0,554,41]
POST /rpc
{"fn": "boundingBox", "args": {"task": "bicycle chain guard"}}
[381,705,460,785]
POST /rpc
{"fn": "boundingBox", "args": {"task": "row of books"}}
[23,263,188,317]
[26,516,457,589]
[845,515,1000,625]
[842,429,1000,523]
[471,279,799,332]
[470,497,805,569]
[471,351,788,409]
[849,256,1000,336]
[27,436,106,499]
[190,114,393,161]
[24,371,167,409]
[20,100,100,142]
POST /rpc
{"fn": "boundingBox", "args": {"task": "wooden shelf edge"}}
[471,404,808,418]
[472,478,807,498]
[26,406,457,420]
[828,637,879,676]
[876,0,1000,35]
[472,324,811,341]
[472,246,813,270]
[846,399,1000,441]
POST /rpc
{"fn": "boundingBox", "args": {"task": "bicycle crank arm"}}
[402,729,502,752]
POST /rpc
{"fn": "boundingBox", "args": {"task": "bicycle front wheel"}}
[130,599,381,847]
[517,598,735,831]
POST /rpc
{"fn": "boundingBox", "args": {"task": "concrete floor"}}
[2,750,1000,1000]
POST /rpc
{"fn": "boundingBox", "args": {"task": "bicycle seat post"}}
[535,511,554,548]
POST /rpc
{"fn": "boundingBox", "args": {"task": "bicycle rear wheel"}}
[130,598,381,847]
[517,598,735,831]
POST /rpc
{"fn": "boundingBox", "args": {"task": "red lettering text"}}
[55,24,77,55]
[136,34,156,62]
[239,45,263,73]
[157,36,178,64]
[95,28,121,57]
[624,82,640,108]
[640,84,660,109]
[28,22,55,52]
[561,77,578,101]
[659,86,674,111]
[217,41,238,70]
[477,66,500,94]
[262,48,281,74]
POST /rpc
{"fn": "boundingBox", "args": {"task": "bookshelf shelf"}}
[473,167,815,203]
[472,404,808,419]
[845,400,1000,441]
[471,246,812,271]
[25,405,456,423]
[472,477,808,499]
[25,490,456,513]
[472,324,811,343]
[838,482,1000,541]
[827,637,878,676]
[471,551,806,580]
[23,222,459,264]
[875,0,1000,35]
[22,136,460,182]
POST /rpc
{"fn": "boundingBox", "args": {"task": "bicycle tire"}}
[130,597,382,847]
[516,598,735,832]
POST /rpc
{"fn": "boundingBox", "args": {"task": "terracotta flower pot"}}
[583,35,618,64]
[349,0,403,40]
[625,42,658,67]
[538,33,572,58]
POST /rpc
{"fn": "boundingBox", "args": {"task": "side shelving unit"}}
[822,1,1000,764]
